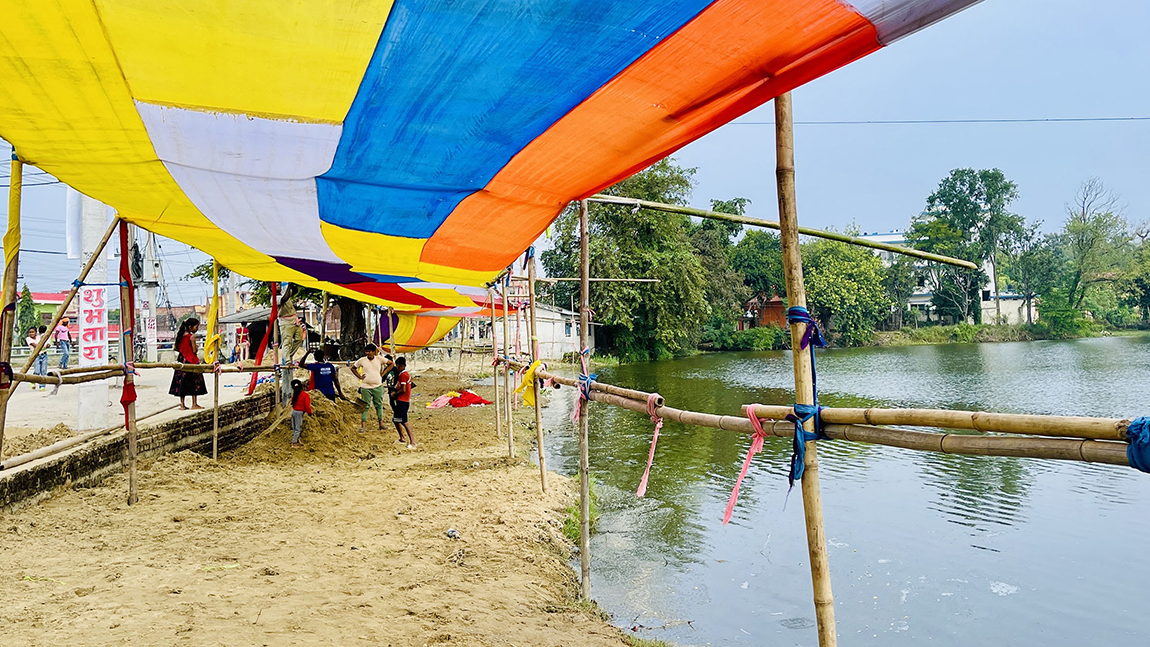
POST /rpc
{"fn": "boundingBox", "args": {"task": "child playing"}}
[390,356,416,449]
[290,379,312,448]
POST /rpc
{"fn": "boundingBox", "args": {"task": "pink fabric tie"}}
[635,392,664,497]
[723,408,769,525]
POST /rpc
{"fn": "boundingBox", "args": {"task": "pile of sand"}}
[1,423,75,460]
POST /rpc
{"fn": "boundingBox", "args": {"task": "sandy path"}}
[0,371,628,646]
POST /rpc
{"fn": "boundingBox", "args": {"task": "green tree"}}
[906,213,985,324]
[802,236,889,346]
[731,229,785,299]
[915,168,1022,323]
[882,256,917,329]
[1120,242,1150,322]
[16,284,37,340]
[540,158,708,361]
[1004,224,1064,325]
[1062,178,1130,310]
[688,197,751,326]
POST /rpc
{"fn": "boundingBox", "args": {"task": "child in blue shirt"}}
[299,348,347,402]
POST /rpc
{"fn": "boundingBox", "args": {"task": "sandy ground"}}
[0,369,631,646]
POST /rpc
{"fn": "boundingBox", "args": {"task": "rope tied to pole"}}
[785,306,828,488]
[724,407,770,525]
[570,347,597,423]
[635,392,664,498]
[1127,417,1150,473]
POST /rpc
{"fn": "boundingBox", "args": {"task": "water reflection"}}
[540,335,1150,646]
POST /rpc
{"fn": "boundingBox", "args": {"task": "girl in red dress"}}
[169,317,208,409]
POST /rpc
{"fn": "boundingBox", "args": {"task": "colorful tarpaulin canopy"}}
[0,0,978,348]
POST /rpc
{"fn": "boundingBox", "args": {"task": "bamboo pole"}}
[510,276,662,282]
[776,92,836,647]
[577,198,592,600]
[513,288,522,411]
[271,283,281,410]
[457,319,465,378]
[320,291,329,343]
[0,154,22,459]
[746,404,1129,441]
[575,390,1133,468]
[489,288,503,439]
[587,195,976,270]
[502,358,663,406]
[502,279,513,458]
[15,369,125,385]
[116,220,140,505]
[388,307,396,357]
[211,260,220,461]
[527,250,547,492]
[0,404,181,471]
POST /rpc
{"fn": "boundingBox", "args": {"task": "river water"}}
[538,335,1150,646]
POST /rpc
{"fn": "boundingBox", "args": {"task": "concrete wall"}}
[0,392,276,512]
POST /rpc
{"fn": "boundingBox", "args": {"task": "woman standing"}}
[169,317,208,410]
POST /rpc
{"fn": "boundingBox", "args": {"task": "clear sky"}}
[4,0,1148,302]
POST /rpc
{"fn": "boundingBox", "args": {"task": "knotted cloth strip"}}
[1127,417,1150,473]
[723,407,769,525]
[784,306,828,489]
[635,392,664,498]
[513,360,542,407]
[571,347,597,423]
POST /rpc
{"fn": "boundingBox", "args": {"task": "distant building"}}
[491,302,591,360]
[738,292,786,330]
[856,231,1036,325]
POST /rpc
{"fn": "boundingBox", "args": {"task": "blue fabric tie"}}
[1128,417,1150,473]
[785,306,828,488]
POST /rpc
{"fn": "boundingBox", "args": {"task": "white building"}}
[489,303,593,360]
[858,230,1036,325]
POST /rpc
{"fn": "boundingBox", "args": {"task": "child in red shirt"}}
[290,379,312,447]
[390,357,416,449]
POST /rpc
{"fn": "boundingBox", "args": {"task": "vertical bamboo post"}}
[502,279,513,458]
[775,92,836,647]
[271,283,281,411]
[527,252,547,492]
[320,291,328,344]
[512,290,521,411]
[388,307,396,357]
[211,261,220,460]
[457,318,465,378]
[0,153,23,459]
[117,220,139,504]
[577,198,592,599]
[488,288,502,438]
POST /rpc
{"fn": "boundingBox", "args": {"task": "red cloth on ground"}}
[448,390,493,407]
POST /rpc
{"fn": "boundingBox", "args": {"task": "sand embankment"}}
[0,369,629,646]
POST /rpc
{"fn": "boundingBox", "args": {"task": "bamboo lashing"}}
[586,195,976,270]
[527,249,547,492]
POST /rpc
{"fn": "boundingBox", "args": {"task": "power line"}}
[732,116,1150,126]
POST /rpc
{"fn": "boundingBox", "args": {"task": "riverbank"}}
[0,370,637,646]
[869,322,1147,346]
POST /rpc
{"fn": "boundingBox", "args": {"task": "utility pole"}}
[141,232,160,362]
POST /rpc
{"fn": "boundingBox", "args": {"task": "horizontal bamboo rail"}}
[586,391,1130,468]
[0,404,180,470]
[587,194,978,270]
[494,359,1134,469]
[504,359,663,407]
[746,404,1129,442]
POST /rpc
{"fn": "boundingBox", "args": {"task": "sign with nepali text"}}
[78,286,108,367]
